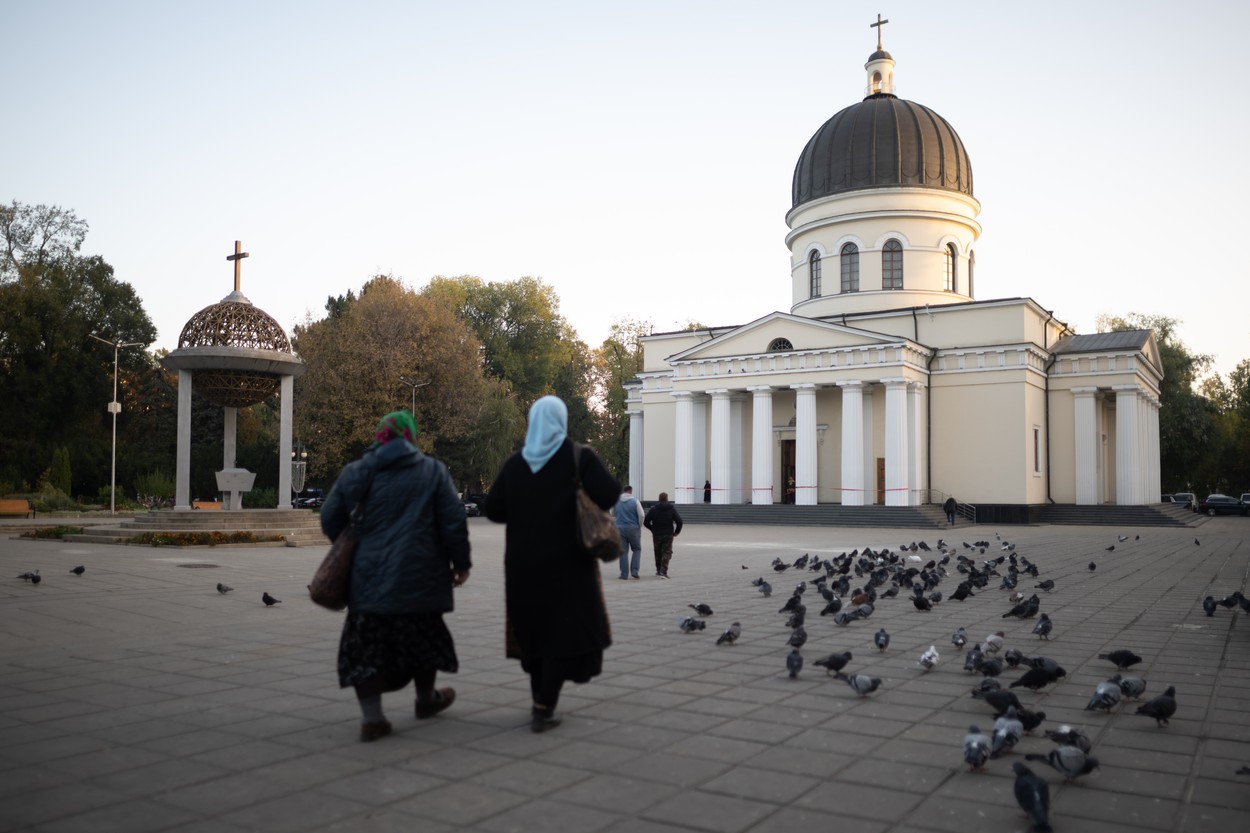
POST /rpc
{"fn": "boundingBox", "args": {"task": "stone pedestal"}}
[216,468,256,511]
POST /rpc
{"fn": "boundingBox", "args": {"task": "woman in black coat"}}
[485,396,620,733]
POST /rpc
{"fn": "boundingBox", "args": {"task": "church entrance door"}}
[781,440,796,504]
[876,458,885,505]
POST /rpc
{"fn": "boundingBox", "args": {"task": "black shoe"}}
[531,711,561,733]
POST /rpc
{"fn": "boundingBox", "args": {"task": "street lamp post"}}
[398,375,429,415]
[89,334,144,514]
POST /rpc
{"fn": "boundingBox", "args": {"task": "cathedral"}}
[625,29,1161,523]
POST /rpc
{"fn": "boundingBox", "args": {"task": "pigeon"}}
[1099,649,1142,670]
[1085,679,1121,712]
[979,657,1004,678]
[689,603,714,617]
[1088,561,1096,571]
[1011,665,1063,691]
[757,581,772,597]
[1044,724,1092,753]
[778,596,802,614]
[678,615,707,633]
[812,651,852,675]
[30,573,42,585]
[874,628,890,652]
[919,645,940,671]
[1026,746,1099,783]
[1032,614,1053,640]
[984,632,1005,655]
[1017,707,1047,734]
[716,621,741,644]
[972,678,1002,695]
[262,592,282,606]
[819,598,843,616]
[1113,673,1147,700]
[786,649,803,678]
[991,706,1024,758]
[911,594,932,612]
[1195,538,1200,546]
[1105,545,1115,552]
[16,570,39,582]
[964,643,984,672]
[972,688,1022,716]
[1136,686,1177,727]
[69,566,85,576]
[787,626,807,649]
[951,627,968,651]
[834,672,882,697]
[1011,762,1053,833]
[1004,647,1025,668]
[963,725,992,771]
[1035,580,1054,592]
[1202,596,1217,617]
[1118,534,1129,542]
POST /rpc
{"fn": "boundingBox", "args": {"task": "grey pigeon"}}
[787,626,807,649]
[262,592,282,606]
[812,651,852,675]
[951,626,968,651]
[984,632,1005,655]
[786,648,803,678]
[1044,724,1092,753]
[70,566,85,575]
[1032,613,1052,640]
[1011,762,1052,832]
[1113,673,1147,700]
[979,657,1004,678]
[1085,679,1121,712]
[678,615,706,633]
[990,705,1023,758]
[1136,685,1177,727]
[689,603,714,616]
[834,672,882,697]
[216,582,234,594]
[964,643,983,672]
[874,628,889,652]
[1026,746,1099,783]
[1099,649,1142,670]
[1035,579,1054,592]
[757,581,772,597]
[716,621,741,644]
[963,725,991,771]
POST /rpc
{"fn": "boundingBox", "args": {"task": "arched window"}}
[968,250,975,298]
[882,239,903,289]
[768,338,793,352]
[808,251,821,298]
[944,243,957,292]
[840,243,859,292]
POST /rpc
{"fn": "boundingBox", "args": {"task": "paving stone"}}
[476,796,622,833]
[390,780,528,825]
[642,789,777,833]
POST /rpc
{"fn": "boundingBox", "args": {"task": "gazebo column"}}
[627,408,644,493]
[1072,387,1100,505]
[883,378,910,506]
[708,389,731,504]
[791,384,817,505]
[672,391,695,504]
[278,374,293,508]
[1114,385,1140,506]
[838,381,864,506]
[749,385,773,505]
[175,370,192,510]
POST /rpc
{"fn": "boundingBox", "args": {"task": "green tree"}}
[48,446,71,494]
[593,318,649,480]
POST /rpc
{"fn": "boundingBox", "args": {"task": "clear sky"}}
[4,1,1247,380]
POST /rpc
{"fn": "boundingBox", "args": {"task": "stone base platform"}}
[60,508,328,548]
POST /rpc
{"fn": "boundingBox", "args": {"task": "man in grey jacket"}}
[613,486,646,580]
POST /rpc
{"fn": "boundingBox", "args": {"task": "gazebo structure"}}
[159,242,305,510]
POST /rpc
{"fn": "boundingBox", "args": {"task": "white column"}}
[175,369,192,510]
[1148,395,1160,502]
[838,381,864,506]
[708,389,731,505]
[749,385,773,505]
[729,394,746,503]
[883,379,910,507]
[221,407,238,510]
[1114,385,1140,506]
[862,387,876,503]
[1072,387,1100,505]
[278,374,294,508]
[627,408,644,493]
[691,396,707,503]
[1137,394,1150,505]
[672,391,694,504]
[792,384,818,505]
[907,382,925,505]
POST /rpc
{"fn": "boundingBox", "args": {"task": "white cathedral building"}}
[625,36,1162,522]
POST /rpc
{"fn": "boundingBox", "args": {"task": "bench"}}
[192,501,223,510]
[0,499,34,518]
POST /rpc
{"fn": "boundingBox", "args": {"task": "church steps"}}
[1035,504,1199,527]
[667,504,945,529]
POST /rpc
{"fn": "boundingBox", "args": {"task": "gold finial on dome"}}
[226,240,249,293]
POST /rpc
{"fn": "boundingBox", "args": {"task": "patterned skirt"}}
[337,611,458,690]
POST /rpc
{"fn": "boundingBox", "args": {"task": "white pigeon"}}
[919,645,940,671]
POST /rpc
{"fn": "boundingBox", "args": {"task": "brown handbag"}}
[309,466,378,610]
[573,444,622,562]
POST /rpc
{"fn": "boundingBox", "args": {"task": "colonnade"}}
[1072,384,1160,506]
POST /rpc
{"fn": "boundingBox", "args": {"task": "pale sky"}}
[4,0,1247,380]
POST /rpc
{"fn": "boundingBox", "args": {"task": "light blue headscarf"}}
[521,395,568,473]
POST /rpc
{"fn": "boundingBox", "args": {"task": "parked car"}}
[1160,494,1173,503]
[1197,494,1248,516]
[1241,493,1250,505]
[463,499,481,517]
[1171,492,1197,511]
[296,488,324,509]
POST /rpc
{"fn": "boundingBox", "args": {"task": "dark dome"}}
[792,94,973,208]
[178,296,291,351]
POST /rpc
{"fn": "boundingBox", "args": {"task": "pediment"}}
[667,311,902,362]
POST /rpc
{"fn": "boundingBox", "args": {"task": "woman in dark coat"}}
[485,396,620,733]
[321,411,471,742]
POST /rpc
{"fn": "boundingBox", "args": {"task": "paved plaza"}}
[1,518,1247,832]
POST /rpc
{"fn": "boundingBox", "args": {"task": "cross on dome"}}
[226,240,249,292]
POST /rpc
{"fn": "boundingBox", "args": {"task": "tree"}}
[294,275,499,486]
[0,201,88,277]
[593,318,649,481]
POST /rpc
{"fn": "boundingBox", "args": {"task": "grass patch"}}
[130,531,285,547]
[20,526,86,540]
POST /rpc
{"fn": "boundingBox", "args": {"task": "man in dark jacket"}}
[643,492,683,578]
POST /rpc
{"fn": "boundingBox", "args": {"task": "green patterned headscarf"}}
[375,411,419,445]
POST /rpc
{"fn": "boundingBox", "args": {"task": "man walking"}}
[643,491,683,578]
[613,486,646,580]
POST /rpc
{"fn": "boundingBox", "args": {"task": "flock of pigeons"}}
[13,567,283,607]
[671,533,1237,833]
